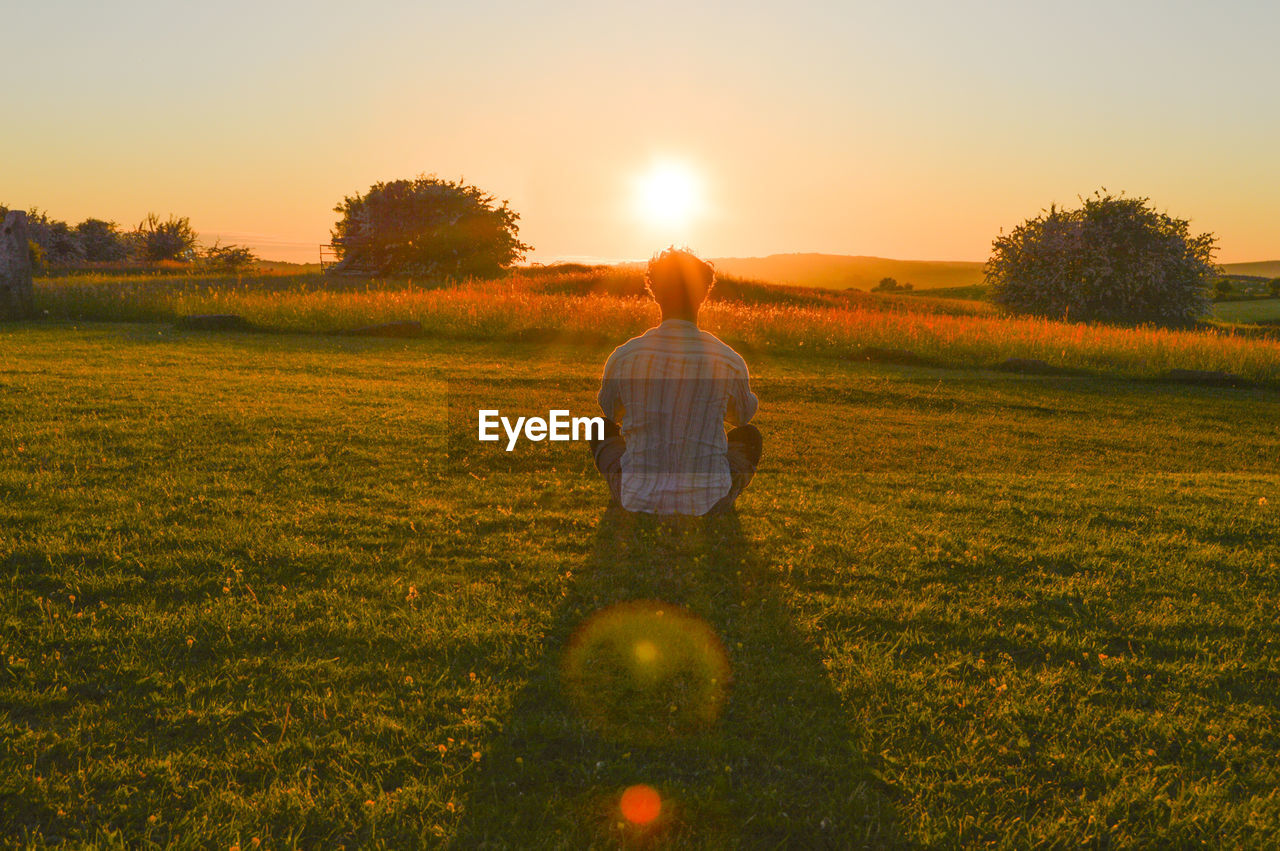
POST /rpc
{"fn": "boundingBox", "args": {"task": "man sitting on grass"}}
[590,248,762,515]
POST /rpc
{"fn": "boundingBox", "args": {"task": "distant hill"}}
[711,253,1280,291]
[711,254,985,291]
[1222,261,1280,279]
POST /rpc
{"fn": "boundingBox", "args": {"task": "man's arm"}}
[598,378,618,420]
[598,353,624,422]
[726,367,758,426]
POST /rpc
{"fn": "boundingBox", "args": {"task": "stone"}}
[1159,369,1252,388]
[339,320,424,338]
[510,326,613,346]
[993,358,1086,376]
[852,346,939,366]
[0,211,35,319]
[174,314,258,332]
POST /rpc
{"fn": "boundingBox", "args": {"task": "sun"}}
[635,161,703,228]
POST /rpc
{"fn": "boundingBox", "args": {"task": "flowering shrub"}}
[986,192,1218,325]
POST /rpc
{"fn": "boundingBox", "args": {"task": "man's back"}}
[598,318,758,515]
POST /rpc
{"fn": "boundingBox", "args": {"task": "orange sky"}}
[4,1,1277,264]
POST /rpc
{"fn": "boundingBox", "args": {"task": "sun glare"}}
[635,161,703,228]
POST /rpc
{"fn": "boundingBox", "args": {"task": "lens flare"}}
[634,639,659,665]
[562,601,731,744]
[620,784,662,826]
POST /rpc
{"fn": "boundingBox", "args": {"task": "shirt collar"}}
[659,318,699,331]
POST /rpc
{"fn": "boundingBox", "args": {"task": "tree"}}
[75,219,129,262]
[23,209,83,265]
[872,277,914,293]
[200,241,257,273]
[1270,278,1280,298]
[330,175,530,277]
[1213,278,1233,300]
[985,191,1217,324]
[132,213,198,262]
[27,240,45,272]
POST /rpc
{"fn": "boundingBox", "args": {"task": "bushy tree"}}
[27,240,46,272]
[985,192,1217,324]
[132,213,198,262]
[1270,278,1280,298]
[2,206,203,268]
[23,209,83,265]
[872,277,912,292]
[200,241,257,273]
[330,175,530,277]
[75,218,129,262]
[1213,278,1233,300]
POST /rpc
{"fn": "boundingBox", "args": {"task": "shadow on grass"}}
[454,507,901,848]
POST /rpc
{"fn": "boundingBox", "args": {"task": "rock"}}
[993,358,1086,376]
[852,346,939,366]
[510,326,613,346]
[340,320,424,338]
[0,211,35,320]
[175,314,258,332]
[511,327,559,344]
[1159,369,1253,388]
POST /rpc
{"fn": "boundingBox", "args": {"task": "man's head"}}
[645,247,715,321]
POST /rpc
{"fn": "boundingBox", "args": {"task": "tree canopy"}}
[133,213,198,262]
[330,176,530,278]
[985,192,1218,324]
[1,206,253,270]
[872,277,912,292]
[75,219,129,262]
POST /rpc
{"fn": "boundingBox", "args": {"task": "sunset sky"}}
[5,0,1278,263]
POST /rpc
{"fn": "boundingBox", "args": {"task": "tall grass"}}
[31,270,1280,383]
[710,299,1280,379]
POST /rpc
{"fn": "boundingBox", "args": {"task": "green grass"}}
[2,322,1278,847]
[1215,276,1278,300]
[900,284,990,302]
[1215,297,1280,324]
[29,271,1280,385]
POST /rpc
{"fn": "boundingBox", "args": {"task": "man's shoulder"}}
[603,323,750,376]
[603,328,659,371]
[696,329,750,373]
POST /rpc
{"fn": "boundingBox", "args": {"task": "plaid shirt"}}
[597,319,758,515]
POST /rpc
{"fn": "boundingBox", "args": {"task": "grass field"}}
[1215,298,1280,324]
[2,321,1278,847]
[29,271,1280,386]
[700,255,1280,293]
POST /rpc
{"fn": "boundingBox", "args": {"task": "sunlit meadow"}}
[31,269,1280,385]
[2,268,1278,847]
